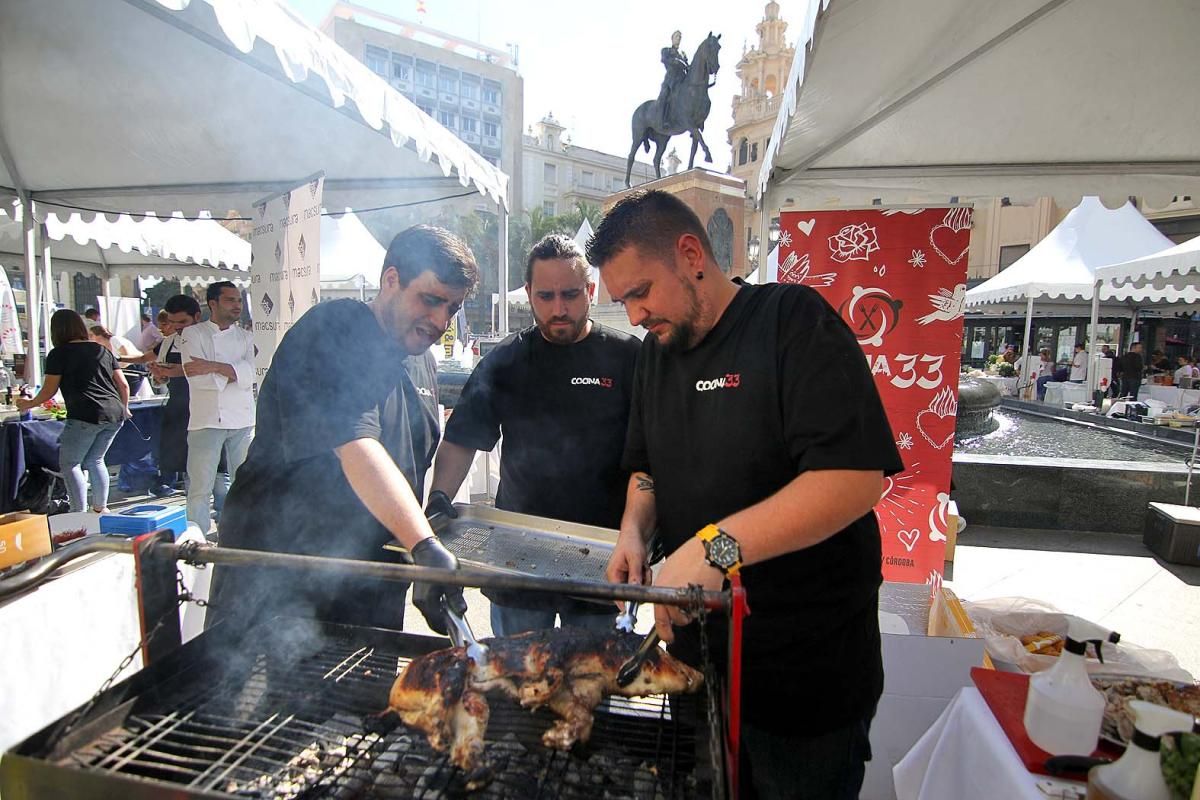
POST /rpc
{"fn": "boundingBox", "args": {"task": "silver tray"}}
[384,503,619,586]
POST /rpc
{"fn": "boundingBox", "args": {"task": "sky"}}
[287,0,798,173]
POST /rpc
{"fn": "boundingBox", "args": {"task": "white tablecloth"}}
[1144,384,1200,409]
[893,687,1085,800]
[979,376,1018,397]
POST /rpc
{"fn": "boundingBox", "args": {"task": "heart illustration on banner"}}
[797,218,816,236]
[916,386,958,450]
[897,529,920,553]
[929,225,969,265]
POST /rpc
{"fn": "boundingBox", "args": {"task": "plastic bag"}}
[964,596,1193,681]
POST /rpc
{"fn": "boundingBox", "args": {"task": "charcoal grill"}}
[0,532,746,799]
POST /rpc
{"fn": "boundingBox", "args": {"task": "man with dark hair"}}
[590,190,903,799]
[208,225,479,635]
[427,233,640,635]
[83,307,100,323]
[148,294,213,495]
[177,281,255,534]
[1119,342,1144,399]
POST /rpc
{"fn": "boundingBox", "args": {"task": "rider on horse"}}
[656,31,689,129]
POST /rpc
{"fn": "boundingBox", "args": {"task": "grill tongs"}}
[615,601,661,687]
[442,597,489,665]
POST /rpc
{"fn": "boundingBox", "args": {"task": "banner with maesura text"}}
[249,174,323,394]
[779,207,972,586]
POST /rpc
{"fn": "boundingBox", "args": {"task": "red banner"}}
[779,207,971,585]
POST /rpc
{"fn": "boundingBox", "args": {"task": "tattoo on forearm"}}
[635,475,655,493]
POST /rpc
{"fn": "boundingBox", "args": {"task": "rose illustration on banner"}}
[917,284,967,325]
[916,386,958,450]
[828,222,880,263]
[928,208,972,265]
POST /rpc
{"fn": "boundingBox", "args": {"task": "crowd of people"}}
[1005,338,1199,403]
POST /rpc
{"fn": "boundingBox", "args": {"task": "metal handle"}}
[442,599,488,663]
[616,629,662,687]
[615,600,640,633]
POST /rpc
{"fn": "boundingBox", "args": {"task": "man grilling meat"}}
[427,233,640,635]
[206,225,476,635]
[590,191,904,800]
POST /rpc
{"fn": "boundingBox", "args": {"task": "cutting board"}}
[971,667,1122,779]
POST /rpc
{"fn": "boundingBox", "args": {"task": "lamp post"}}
[768,217,781,246]
[747,237,760,271]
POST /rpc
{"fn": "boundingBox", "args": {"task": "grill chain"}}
[694,584,726,800]
[43,565,209,750]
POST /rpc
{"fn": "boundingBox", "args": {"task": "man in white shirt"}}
[1069,343,1088,382]
[178,282,255,534]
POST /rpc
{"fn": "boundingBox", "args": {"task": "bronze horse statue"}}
[625,33,721,188]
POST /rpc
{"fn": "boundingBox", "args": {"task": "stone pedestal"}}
[599,169,748,302]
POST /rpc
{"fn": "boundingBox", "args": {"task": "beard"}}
[534,310,588,345]
[646,276,702,353]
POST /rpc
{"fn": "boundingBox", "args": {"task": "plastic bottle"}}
[1024,618,1120,755]
[1086,700,1195,800]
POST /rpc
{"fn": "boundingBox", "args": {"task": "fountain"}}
[955,377,1002,438]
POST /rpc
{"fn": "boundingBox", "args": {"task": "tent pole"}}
[21,198,41,386]
[1021,295,1034,399]
[39,221,53,352]
[498,202,509,336]
[1087,280,1100,397]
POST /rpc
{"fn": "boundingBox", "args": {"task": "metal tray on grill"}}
[385,503,619,585]
[1,618,718,799]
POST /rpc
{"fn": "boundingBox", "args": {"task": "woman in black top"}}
[17,310,130,513]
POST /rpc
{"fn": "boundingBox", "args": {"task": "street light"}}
[768,218,781,245]
[748,236,760,267]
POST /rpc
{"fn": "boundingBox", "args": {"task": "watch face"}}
[708,535,739,568]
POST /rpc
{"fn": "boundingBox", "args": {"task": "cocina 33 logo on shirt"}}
[695,373,741,392]
[570,377,614,388]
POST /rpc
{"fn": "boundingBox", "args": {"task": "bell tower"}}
[728,2,794,271]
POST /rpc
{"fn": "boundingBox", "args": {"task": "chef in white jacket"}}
[177,281,255,535]
[1069,343,1088,382]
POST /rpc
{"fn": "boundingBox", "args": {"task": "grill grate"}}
[49,621,706,799]
[438,523,612,583]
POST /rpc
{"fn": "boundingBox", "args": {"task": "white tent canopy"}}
[0,200,250,281]
[1095,234,1200,302]
[319,211,384,285]
[965,198,1174,306]
[0,0,513,382]
[756,0,1200,212]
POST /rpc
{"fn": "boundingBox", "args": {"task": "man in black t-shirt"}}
[589,191,904,800]
[206,226,478,636]
[428,234,640,635]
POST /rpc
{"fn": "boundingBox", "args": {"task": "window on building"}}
[581,171,594,188]
[483,121,499,138]
[439,73,458,94]
[417,104,434,117]
[391,57,411,81]
[415,69,435,89]
[460,117,478,133]
[460,81,478,100]
[543,201,556,216]
[364,46,389,77]
[482,86,500,104]
[999,244,1030,271]
[438,111,457,128]
[544,163,557,184]
[750,142,759,162]
[738,138,748,166]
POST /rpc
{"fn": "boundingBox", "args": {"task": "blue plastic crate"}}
[100,505,188,538]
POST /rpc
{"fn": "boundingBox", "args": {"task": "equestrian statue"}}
[625,30,722,188]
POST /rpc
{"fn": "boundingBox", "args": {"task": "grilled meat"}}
[388,628,702,772]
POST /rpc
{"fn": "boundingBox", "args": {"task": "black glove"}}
[425,489,459,521]
[410,536,467,635]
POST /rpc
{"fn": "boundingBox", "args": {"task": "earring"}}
[695,272,704,280]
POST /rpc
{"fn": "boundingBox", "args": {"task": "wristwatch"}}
[696,524,742,576]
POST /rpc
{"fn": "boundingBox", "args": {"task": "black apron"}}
[158,339,191,474]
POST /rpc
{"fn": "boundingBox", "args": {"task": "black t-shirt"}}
[624,283,904,734]
[44,342,124,424]
[214,300,439,628]
[445,323,640,610]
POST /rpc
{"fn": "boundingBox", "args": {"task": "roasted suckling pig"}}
[388,627,703,773]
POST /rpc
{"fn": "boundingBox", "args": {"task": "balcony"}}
[482,103,501,118]
[440,93,458,106]
[460,98,480,112]
[732,94,782,126]
[482,136,501,150]
[459,130,480,145]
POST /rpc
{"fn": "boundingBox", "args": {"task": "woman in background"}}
[90,324,147,396]
[17,310,129,512]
